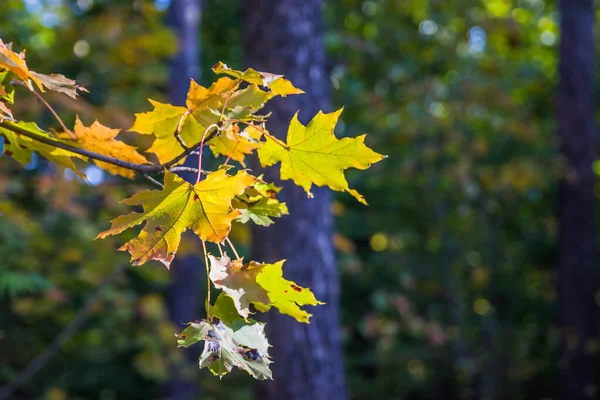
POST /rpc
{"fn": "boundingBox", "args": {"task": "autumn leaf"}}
[0,102,12,119]
[209,124,262,167]
[212,62,304,97]
[30,72,88,99]
[0,71,15,104]
[176,294,272,380]
[0,121,86,174]
[131,78,271,164]
[258,108,386,205]
[57,116,148,179]
[209,255,322,323]
[0,39,44,91]
[233,178,288,226]
[96,168,258,268]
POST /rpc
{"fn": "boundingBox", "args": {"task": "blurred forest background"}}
[0,0,598,399]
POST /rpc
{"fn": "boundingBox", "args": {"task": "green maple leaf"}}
[233,177,288,226]
[209,255,322,323]
[258,108,386,205]
[96,168,258,268]
[176,294,272,380]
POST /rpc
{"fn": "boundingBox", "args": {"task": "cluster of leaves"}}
[0,38,384,380]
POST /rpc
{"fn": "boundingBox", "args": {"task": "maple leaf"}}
[209,255,322,323]
[30,72,88,99]
[131,78,271,164]
[176,294,272,380]
[232,178,288,226]
[212,62,304,97]
[96,168,258,268]
[0,39,44,91]
[0,121,86,174]
[258,108,386,205]
[57,116,148,179]
[209,124,262,167]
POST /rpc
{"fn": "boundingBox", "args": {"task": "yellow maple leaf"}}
[258,108,386,205]
[130,78,270,164]
[96,168,258,268]
[0,39,44,91]
[209,255,323,323]
[212,62,304,97]
[209,124,263,167]
[58,116,149,179]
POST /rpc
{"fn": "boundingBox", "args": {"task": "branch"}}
[142,173,164,188]
[0,120,221,175]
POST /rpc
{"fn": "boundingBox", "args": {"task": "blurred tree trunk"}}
[165,1,203,399]
[557,1,599,399]
[244,1,346,400]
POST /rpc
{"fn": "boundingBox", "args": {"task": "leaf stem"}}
[225,237,240,260]
[201,239,211,321]
[195,123,219,184]
[13,80,75,139]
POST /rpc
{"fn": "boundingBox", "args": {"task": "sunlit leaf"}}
[0,39,44,91]
[131,78,271,164]
[209,255,322,323]
[57,116,149,179]
[258,108,386,204]
[212,61,304,97]
[233,178,288,226]
[209,124,263,167]
[96,168,258,268]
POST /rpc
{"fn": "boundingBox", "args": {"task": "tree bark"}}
[165,1,203,399]
[244,1,346,399]
[557,1,599,399]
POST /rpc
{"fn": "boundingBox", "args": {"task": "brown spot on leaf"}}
[290,284,302,292]
[179,334,188,340]
[155,226,162,232]
[266,189,277,199]
[193,193,200,201]
[4,150,12,156]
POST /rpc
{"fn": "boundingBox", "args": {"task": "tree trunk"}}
[244,2,346,399]
[165,1,203,399]
[557,1,598,399]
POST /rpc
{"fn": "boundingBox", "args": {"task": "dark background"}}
[0,0,599,399]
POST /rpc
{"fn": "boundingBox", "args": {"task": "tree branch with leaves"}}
[0,39,385,380]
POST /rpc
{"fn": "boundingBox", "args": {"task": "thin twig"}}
[12,80,75,139]
[142,173,163,188]
[217,242,224,257]
[201,240,211,320]
[195,124,219,184]
[225,237,240,260]
[174,111,190,149]
[0,264,127,400]
[168,166,200,174]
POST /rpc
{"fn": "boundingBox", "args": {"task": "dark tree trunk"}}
[244,1,346,399]
[165,1,203,399]
[557,1,599,399]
